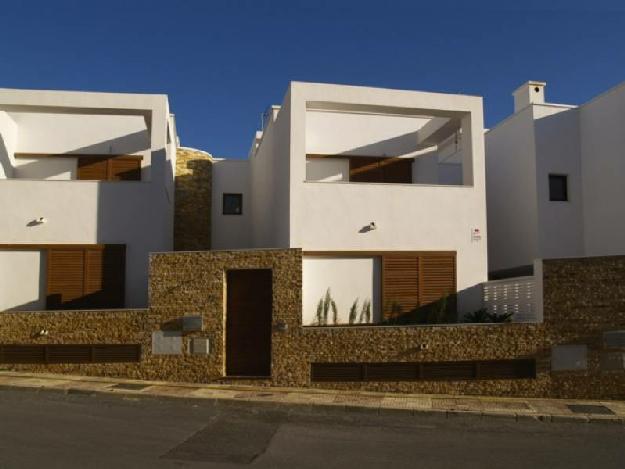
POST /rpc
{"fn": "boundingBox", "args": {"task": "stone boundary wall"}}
[0,309,150,378]
[148,249,302,383]
[298,323,547,396]
[1,251,624,399]
[543,256,625,399]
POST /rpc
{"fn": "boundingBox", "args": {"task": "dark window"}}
[223,193,243,215]
[549,174,568,201]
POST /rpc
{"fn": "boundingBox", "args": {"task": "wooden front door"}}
[226,269,272,377]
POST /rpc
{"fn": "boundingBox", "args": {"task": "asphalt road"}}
[0,388,623,469]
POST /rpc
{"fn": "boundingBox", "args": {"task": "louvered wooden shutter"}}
[349,157,384,182]
[46,245,125,309]
[84,245,125,307]
[110,157,141,181]
[46,249,85,309]
[381,158,413,183]
[382,253,456,320]
[77,156,141,181]
[382,255,420,320]
[349,157,412,183]
[420,254,456,306]
[77,157,109,180]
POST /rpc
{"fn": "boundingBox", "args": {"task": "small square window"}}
[549,175,568,201]
[223,193,243,215]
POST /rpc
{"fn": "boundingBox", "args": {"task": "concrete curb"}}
[0,372,623,426]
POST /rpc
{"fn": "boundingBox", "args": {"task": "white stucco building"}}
[211,82,489,324]
[0,88,177,310]
[486,80,625,277]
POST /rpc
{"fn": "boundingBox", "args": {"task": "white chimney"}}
[512,81,546,112]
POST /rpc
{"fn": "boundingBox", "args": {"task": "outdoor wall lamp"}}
[359,222,377,233]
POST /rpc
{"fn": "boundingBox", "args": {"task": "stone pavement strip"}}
[0,371,624,425]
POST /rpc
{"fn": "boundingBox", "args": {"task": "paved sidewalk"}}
[0,370,624,425]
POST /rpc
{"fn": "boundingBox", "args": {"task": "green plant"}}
[463,308,513,323]
[428,295,449,324]
[348,299,359,325]
[488,311,514,323]
[316,299,324,325]
[315,288,338,325]
[463,308,489,323]
[359,299,371,323]
[331,298,338,325]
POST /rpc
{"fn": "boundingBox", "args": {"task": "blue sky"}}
[1,1,624,158]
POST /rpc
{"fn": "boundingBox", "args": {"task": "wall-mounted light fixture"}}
[359,222,378,234]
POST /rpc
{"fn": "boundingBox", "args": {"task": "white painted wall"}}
[486,86,625,271]
[249,89,292,248]
[580,82,625,257]
[13,157,76,180]
[413,151,439,184]
[0,111,17,178]
[0,250,46,311]
[305,158,349,182]
[235,83,488,314]
[9,112,151,179]
[297,183,485,313]
[10,112,150,155]
[438,163,462,185]
[211,159,252,249]
[302,256,381,325]
[485,107,539,274]
[306,110,429,156]
[0,88,173,309]
[289,82,488,314]
[0,179,170,308]
[533,105,584,261]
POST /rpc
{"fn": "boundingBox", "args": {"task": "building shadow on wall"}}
[0,134,12,177]
[381,284,484,326]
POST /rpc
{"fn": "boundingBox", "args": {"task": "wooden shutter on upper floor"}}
[381,158,412,183]
[109,157,141,181]
[46,245,125,310]
[348,156,412,183]
[349,157,384,183]
[77,157,109,180]
[77,156,141,181]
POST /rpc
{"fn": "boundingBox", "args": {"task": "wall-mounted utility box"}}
[152,331,183,355]
[600,352,625,371]
[551,344,587,371]
[603,330,625,349]
[190,337,210,356]
[182,315,203,332]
